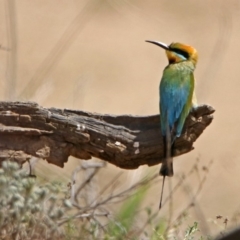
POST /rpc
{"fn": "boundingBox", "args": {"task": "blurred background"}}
[0,0,240,237]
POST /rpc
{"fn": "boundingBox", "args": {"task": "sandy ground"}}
[1,0,240,237]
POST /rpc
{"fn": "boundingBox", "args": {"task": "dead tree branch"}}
[0,101,214,169]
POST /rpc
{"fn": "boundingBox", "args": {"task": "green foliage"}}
[105,185,148,240]
[0,160,215,239]
[184,222,199,240]
[150,216,166,240]
[0,161,71,239]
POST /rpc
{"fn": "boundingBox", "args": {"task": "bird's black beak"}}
[145,40,169,50]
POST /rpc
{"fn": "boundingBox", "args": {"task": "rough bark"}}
[0,101,214,169]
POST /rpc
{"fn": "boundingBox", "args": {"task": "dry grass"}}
[0,158,222,239]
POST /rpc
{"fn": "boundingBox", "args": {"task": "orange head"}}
[146,40,198,66]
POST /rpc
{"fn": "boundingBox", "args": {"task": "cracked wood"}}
[0,101,214,169]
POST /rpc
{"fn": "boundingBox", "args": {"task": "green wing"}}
[160,65,194,137]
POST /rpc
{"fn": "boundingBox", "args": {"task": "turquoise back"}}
[160,62,195,139]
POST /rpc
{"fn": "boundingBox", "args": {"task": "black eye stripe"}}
[170,48,189,59]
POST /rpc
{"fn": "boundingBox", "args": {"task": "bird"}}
[146,40,198,209]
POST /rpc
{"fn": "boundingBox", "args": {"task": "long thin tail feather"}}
[159,122,174,209]
[160,123,174,177]
[159,175,165,209]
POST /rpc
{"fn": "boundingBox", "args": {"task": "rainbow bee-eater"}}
[146,40,198,208]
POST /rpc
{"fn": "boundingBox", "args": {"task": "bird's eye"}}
[171,48,189,60]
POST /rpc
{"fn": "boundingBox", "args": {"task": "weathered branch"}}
[0,101,214,169]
